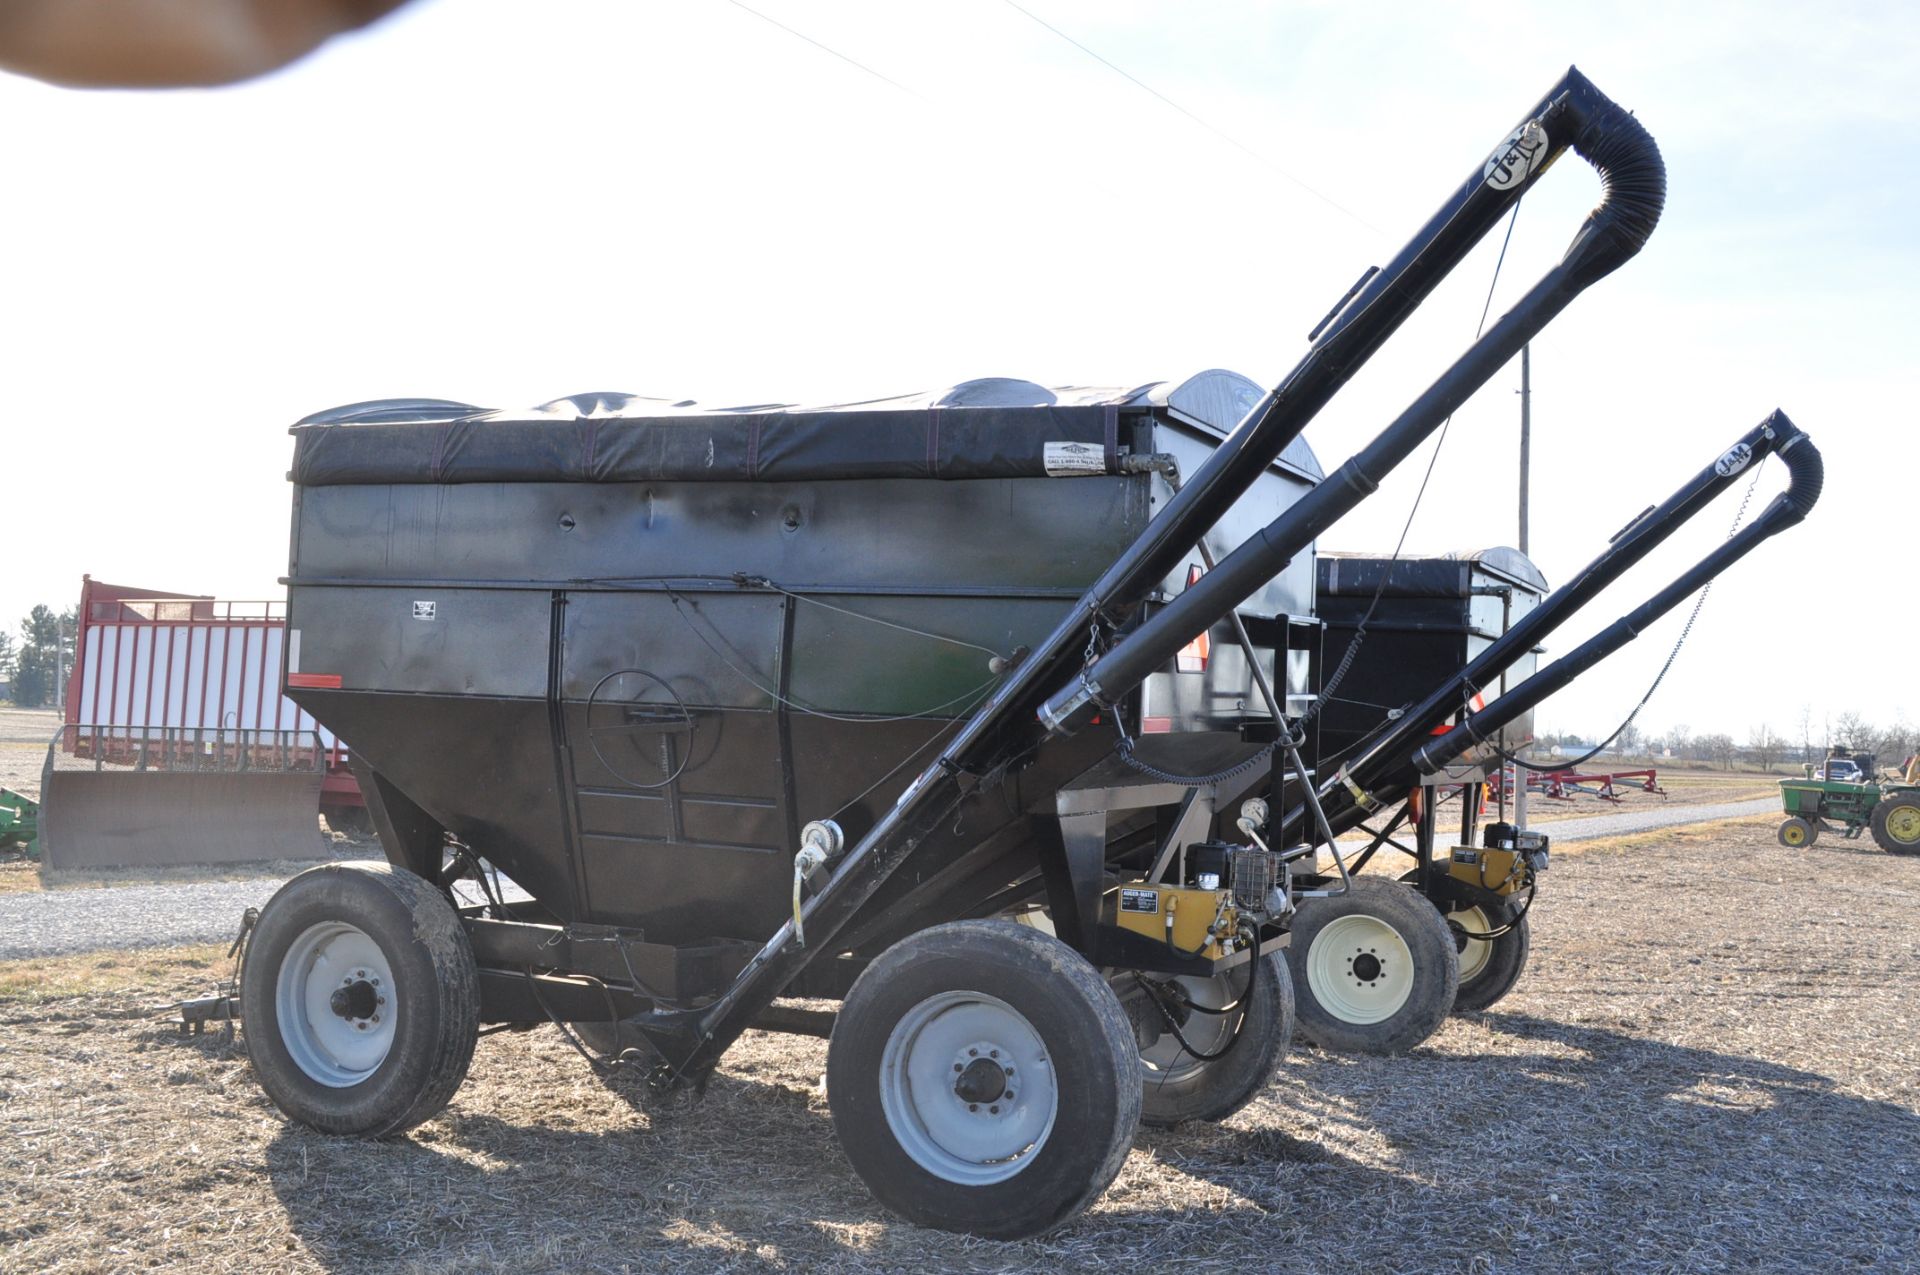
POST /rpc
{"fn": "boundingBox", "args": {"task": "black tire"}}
[1447,905,1530,1013]
[827,920,1140,1239]
[1777,816,1817,848]
[1870,791,1920,855]
[1289,876,1459,1054]
[1128,952,1292,1127]
[242,863,479,1137]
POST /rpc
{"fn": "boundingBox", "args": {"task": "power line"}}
[726,0,920,97]
[1001,1,1384,237]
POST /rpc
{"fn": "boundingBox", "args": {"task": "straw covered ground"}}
[3,814,1916,1274]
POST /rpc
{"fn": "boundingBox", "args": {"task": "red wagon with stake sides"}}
[38,577,362,870]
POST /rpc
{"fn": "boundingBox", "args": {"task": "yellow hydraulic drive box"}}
[1109,882,1232,958]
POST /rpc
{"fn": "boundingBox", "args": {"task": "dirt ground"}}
[3,813,1916,1274]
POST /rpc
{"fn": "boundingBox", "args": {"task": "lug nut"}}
[968,1103,979,1112]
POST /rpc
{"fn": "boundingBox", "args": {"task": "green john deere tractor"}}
[1777,753,1920,854]
[0,788,39,858]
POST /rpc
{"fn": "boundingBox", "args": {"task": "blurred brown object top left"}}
[0,0,411,88]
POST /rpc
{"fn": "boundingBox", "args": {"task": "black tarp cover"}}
[290,400,1133,486]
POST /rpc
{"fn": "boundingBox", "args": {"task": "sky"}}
[2,0,1915,746]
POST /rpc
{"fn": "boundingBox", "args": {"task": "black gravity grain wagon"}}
[236,68,1823,1238]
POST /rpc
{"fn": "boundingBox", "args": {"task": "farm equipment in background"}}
[1778,771,1920,853]
[224,69,1822,1238]
[38,577,361,870]
[1487,764,1667,803]
[0,788,38,857]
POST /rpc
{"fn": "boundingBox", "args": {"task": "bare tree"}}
[1879,721,1914,769]
[1749,723,1783,773]
[1798,703,1813,765]
[1615,720,1644,759]
[1702,732,1738,771]
[1835,711,1873,753]
[1666,723,1691,760]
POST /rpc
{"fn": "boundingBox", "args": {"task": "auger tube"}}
[1038,73,1666,730]
[625,67,1668,1084]
[1280,410,1819,843]
[1408,419,1822,777]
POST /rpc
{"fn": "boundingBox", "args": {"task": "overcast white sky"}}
[2,0,1914,746]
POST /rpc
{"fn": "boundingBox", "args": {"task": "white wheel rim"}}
[1139,972,1242,1083]
[1448,906,1494,984]
[275,921,397,1088]
[1306,913,1415,1025]
[878,990,1058,1185]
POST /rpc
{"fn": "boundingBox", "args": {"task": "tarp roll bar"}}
[627,67,1668,1083]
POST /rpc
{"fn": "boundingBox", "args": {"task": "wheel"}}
[241,863,480,1137]
[1446,904,1530,1013]
[1127,950,1293,1127]
[1870,791,1920,855]
[1289,876,1459,1054]
[826,920,1140,1239]
[1777,816,1817,848]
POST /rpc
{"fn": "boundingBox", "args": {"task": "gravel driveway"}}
[0,864,382,960]
[1523,795,1776,841]
[0,797,1781,961]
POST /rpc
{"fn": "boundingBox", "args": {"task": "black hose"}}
[1134,931,1263,1063]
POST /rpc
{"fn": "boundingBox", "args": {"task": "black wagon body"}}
[284,373,1319,987]
[1313,547,1547,775]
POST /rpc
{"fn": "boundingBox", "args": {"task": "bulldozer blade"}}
[38,768,329,871]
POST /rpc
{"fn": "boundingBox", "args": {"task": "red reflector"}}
[1142,716,1173,734]
[1176,629,1210,673]
[1176,561,1211,673]
[286,673,343,689]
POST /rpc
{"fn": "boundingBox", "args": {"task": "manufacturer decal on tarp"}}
[1043,441,1106,477]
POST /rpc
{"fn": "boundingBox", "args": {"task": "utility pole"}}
[1518,343,1531,556]
[1514,344,1531,832]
